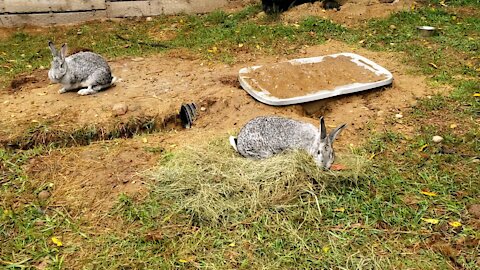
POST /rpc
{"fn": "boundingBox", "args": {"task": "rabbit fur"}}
[230,116,346,169]
[48,41,116,96]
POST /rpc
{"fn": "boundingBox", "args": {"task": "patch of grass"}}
[0,147,82,269]
[75,137,478,269]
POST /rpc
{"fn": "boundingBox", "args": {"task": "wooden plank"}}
[106,1,151,17]
[0,10,107,27]
[4,0,106,14]
[150,0,228,15]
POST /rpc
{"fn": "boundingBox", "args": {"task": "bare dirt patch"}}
[27,138,161,223]
[245,55,387,99]
[1,41,442,148]
[281,0,417,26]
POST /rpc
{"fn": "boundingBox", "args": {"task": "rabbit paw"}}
[58,87,67,94]
[77,88,97,96]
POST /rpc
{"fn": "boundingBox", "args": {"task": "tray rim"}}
[238,52,394,106]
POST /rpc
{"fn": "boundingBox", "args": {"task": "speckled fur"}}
[48,42,114,95]
[232,116,346,169]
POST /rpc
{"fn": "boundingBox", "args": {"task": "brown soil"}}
[245,55,387,99]
[281,0,417,26]
[27,138,159,222]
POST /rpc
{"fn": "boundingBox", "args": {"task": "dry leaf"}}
[207,46,218,53]
[228,242,236,247]
[473,93,480,97]
[178,259,188,263]
[330,164,346,171]
[449,124,457,129]
[142,137,148,143]
[429,63,438,69]
[422,218,440,224]
[420,190,437,197]
[333,207,345,213]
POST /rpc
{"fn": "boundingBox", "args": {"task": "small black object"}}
[262,0,318,14]
[179,103,197,128]
[323,0,340,10]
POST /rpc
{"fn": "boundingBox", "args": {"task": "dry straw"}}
[147,140,369,225]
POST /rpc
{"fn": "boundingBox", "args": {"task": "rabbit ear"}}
[328,123,347,143]
[48,41,58,56]
[60,43,68,59]
[319,116,327,140]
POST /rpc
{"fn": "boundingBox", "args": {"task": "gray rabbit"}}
[230,116,346,169]
[48,41,116,95]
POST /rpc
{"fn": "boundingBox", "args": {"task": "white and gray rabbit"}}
[229,116,346,169]
[48,41,116,96]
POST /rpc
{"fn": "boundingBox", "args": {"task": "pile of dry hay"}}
[147,140,368,225]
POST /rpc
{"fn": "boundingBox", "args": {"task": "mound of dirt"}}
[1,40,443,149]
[245,55,387,99]
[282,0,417,26]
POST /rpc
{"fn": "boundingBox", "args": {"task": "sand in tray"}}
[246,55,388,99]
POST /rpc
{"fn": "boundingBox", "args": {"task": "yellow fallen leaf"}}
[2,209,13,219]
[419,144,428,152]
[238,43,244,48]
[322,246,330,253]
[228,242,236,247]
[51,237,63,247]
[420,190,437,196]
[256,44,261,49]
[473,93,480,97]
[368,153,376,160]
[333,207,345,213]
[449,124,457,129]
[142,137,148,143]
[448,221,462,228]
[178,259,188,263]
[207,46,218,53]
[429,63,438,69]
[421,218,439,224]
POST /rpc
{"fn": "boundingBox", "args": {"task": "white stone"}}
[432,136,443,143]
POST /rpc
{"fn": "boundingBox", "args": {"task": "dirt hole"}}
[219,75,242,89]
[9,70,49,92]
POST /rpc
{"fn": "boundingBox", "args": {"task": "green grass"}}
[1,2,480,269]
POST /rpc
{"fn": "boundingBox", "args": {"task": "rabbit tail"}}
[111,76,118,85]
[229,136,238,152]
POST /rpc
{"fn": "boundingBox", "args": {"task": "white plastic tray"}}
[238,53,393,106]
